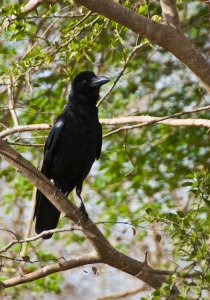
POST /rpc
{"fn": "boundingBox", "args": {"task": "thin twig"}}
[22,14,95,19]
[0,229,18,239]
[98,285,148,300]
[97,41,147,106]
[124,129,135,176]
[6,140,44,147]
[20,186,37,257]
[2,11,95,89]
[0,254,67,264]
[7,80,19,127]
[0,227,82,253]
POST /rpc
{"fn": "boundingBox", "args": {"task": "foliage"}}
[0,0,209,299]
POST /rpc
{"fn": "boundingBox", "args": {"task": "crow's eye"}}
[81,79,87,84]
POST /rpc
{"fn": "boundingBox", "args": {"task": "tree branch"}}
[160,0,181,30]
[98,285,149,300]
[0,138,178,295]
[0,123,51,139]
[0,0,46,33]
[1,110,210,140]
[101,116,210,128]
[201,0,210,7]
[7,81,19,127]
[76,0,210,92]
[104,105,210,137]
[20,186,37,257]
[23,0,47,14]
[0,227,82,254]
[1,0,209,91]
[0,252,99,289]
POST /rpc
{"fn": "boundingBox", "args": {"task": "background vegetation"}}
[0,0,209,299]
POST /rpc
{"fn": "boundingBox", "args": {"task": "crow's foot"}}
[78,201,88,223]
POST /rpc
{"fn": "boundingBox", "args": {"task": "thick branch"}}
[160,0,181,30]
[76,0,210,92]
[0,138,112,254]
[0,253,99,289]
[0,138,176,292]
[2,0,209,91]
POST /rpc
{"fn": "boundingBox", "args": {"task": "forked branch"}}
[0,138,178,296]
[160,0,181,30]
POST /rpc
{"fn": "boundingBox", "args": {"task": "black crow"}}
[34,71,110,239]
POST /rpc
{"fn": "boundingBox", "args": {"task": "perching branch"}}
[76,0,210,92]
[0,137,203,293]
[0,138,179,297]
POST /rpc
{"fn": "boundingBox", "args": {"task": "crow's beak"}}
[90,76,110,87]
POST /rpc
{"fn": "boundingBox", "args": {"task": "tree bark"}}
[0,138,179,297]
[160,0,181,30]
[76,0,210,93]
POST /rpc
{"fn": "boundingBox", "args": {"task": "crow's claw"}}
[79,202,88,222]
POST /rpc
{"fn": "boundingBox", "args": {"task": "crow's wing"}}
[34,117,65,232]
[41,117,65,176]
[96,123,102,160]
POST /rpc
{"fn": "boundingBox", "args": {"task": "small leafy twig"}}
[97,41,147,106]
[6,140,44,147]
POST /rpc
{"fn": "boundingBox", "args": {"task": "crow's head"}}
[70,71,110,104]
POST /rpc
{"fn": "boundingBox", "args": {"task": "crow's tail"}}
[34,190,60,239]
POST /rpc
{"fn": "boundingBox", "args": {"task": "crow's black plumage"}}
[34,71,110,239]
